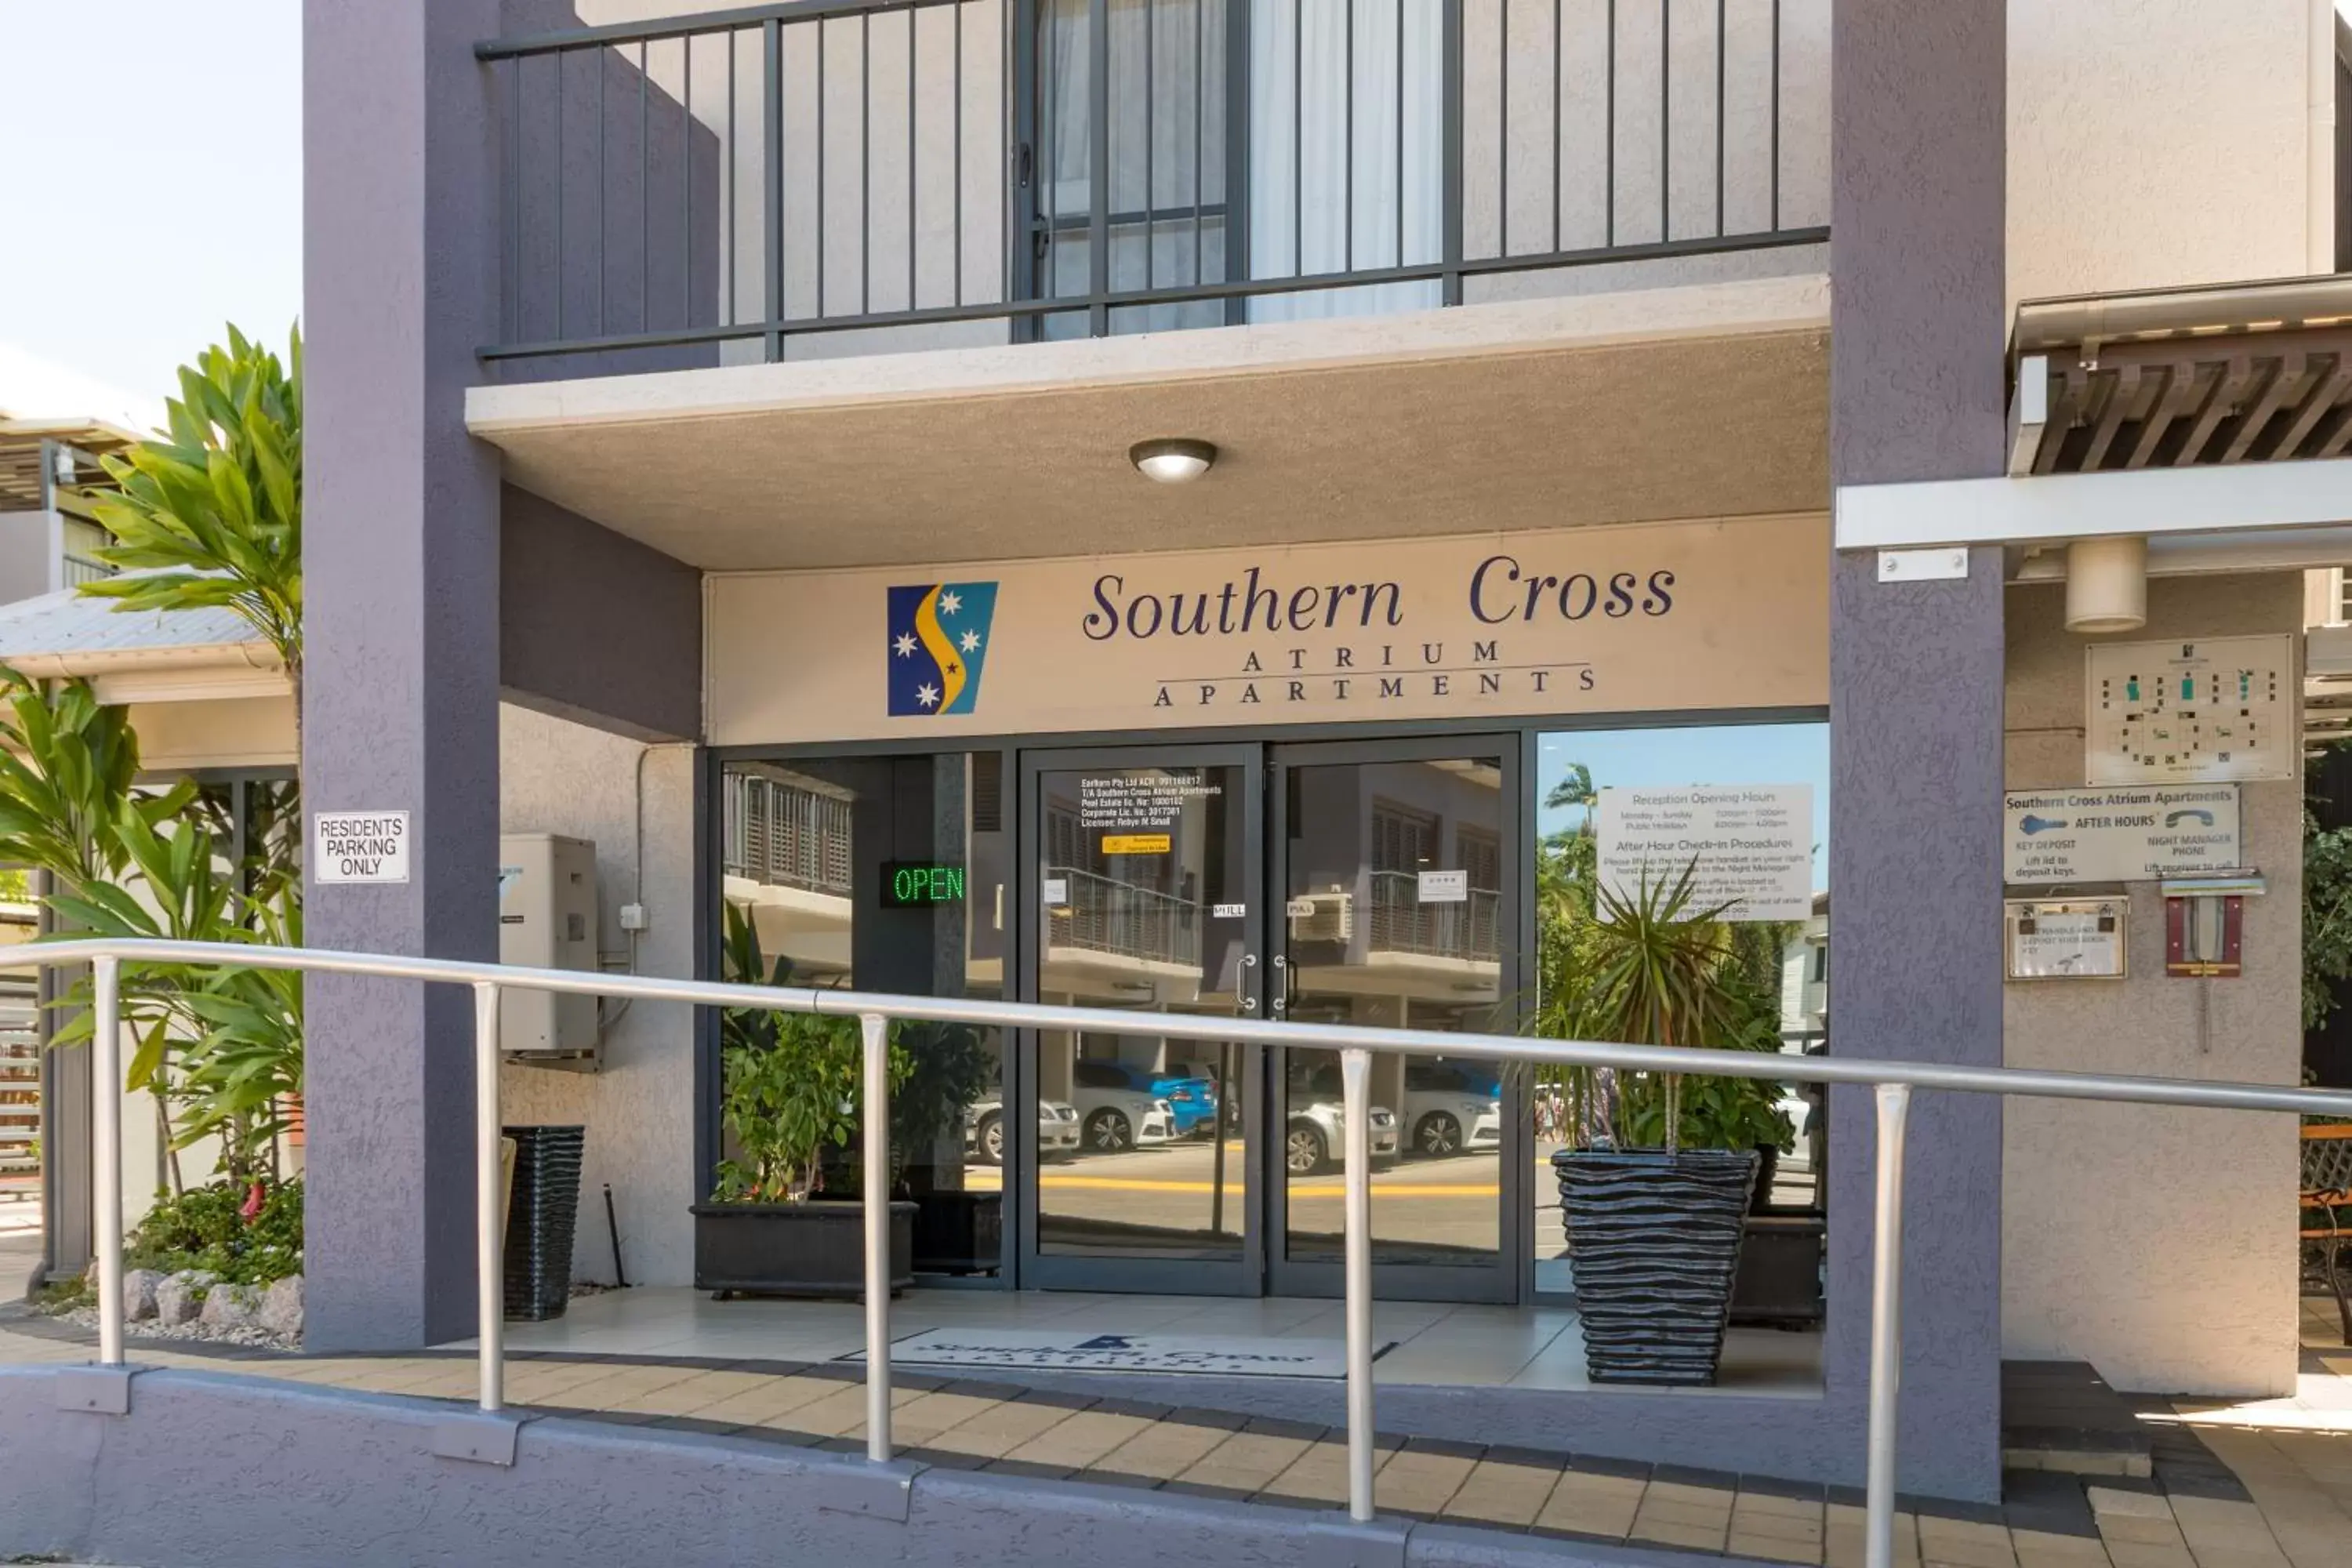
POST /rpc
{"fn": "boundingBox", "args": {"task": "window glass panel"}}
[717,754,1007,1279]
[1530,724,1830,1301]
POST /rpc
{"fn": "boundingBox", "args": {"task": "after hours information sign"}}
[313,811,411,884]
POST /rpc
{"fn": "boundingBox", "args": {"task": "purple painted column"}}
[1825,0,2009,1502]
[302,0,504,1351]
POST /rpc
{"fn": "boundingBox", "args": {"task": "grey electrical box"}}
[498,833,600,1063]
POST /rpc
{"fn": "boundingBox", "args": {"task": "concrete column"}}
[302,0,504,1351]
[1826,0,2008,1502]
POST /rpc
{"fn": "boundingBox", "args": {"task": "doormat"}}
[844,1327,1396,1379]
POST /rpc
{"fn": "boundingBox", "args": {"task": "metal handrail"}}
[18,935,2352,1568]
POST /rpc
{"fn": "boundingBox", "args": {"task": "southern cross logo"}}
[887,581,998,717]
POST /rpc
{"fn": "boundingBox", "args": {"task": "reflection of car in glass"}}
[1166,1059,1244,1132]
[1286,1063,1400,1174]
[964,1098,1079,1165]
[1069,1058,1177,1152]
[1140,1065,1220,1138]
[1401,1062,1503,1159]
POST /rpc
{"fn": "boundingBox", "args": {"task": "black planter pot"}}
[692,1200,916,1300]
[910,1190,1004,1275]
[503,1125,586,1323]
[1750,1143,1780,1213]
[1553,1147,1759,1387]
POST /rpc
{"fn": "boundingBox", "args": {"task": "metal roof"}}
[0,579,270,670]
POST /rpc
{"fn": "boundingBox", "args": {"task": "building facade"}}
[282,0,2348,1505]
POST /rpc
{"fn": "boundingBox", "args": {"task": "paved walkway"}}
[2,1299,2347,1568]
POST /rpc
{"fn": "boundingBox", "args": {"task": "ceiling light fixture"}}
[1129,437,1217,484]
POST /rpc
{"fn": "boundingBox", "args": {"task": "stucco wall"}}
[2008,0,2323,302]
[498,702,699,1287]
[2001,574,2304,1396]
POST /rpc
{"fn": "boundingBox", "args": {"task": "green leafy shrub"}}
[125,1176,303,1286]
[713,903,911,1202]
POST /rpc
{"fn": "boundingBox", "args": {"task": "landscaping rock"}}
[259,1274,304,1338]
[153,1269,219,1326]
[122,1268,165,1322]
[200,1282,263,1330]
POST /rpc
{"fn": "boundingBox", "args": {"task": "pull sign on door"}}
[314,811,412,884]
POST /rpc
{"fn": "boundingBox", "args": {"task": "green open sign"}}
[880,861,966,907]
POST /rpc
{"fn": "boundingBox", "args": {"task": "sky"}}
[0,2,302,434]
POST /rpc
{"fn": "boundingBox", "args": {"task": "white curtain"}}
[1042,0,1434,332]
[1043,0,1229,336]
[1247,0,1442,322]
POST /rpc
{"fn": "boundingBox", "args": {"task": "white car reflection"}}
[1066,1058,1179,1153]
[1401,1063,1504,1159]
[1285,1100,1399,1174]
[964,1098,1080,1165]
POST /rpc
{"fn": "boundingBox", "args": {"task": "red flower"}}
[241,1181,266,1224]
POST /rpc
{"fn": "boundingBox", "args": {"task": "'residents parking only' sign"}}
[313,811,411,884]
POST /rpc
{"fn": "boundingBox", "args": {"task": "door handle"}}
[1271,953,1289,1018]
[1236,953,1258,1014]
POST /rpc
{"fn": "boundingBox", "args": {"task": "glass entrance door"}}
[1018,746,1265,1294]
[1265,737,1522,1303]
[1014,737,1521,1301]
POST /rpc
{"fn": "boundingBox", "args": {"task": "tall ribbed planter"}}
[1554,1148,1759,1387]
[503,1125,586,1323]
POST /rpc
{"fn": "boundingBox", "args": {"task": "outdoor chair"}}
[2301,1123,2352,1346]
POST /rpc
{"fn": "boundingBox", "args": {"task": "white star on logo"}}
[893,632,916,657]
[938,590,963,616]
[915,683,940,709]
[959,629,982,653]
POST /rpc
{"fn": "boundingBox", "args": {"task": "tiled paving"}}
[1,1296,2347,1566]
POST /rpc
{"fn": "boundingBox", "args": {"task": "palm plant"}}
[0,674,205,1181]
[0,674,187,894]
[84,327,303,735]
[43,800,300,1181]
[1537,860,1793,1155]
[176,899,304,1180]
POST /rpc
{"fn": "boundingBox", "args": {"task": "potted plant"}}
[1541,862,1794,1386]
[692,905,916,1299]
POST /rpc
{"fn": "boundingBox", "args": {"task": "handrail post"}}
[92,953,123,1369]
[862,1010,892,1462]
[474,981,505,1412]
[1866,1083,1912,1568]
[1339,1044,1376,1523]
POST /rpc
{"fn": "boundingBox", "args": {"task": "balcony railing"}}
[1367,869,1500,960]
[478,0,1828,368]
[1045,865,1202,966]
[722,772,855,897]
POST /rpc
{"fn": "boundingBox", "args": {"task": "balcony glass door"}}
[1018,746,1265,1294]
[1020,0,1441,337]
[1265,736,1521,1303]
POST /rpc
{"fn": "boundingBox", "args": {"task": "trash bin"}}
[503,1124,586,1322]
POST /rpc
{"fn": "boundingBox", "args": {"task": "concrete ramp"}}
[0,1366,1753,1568]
